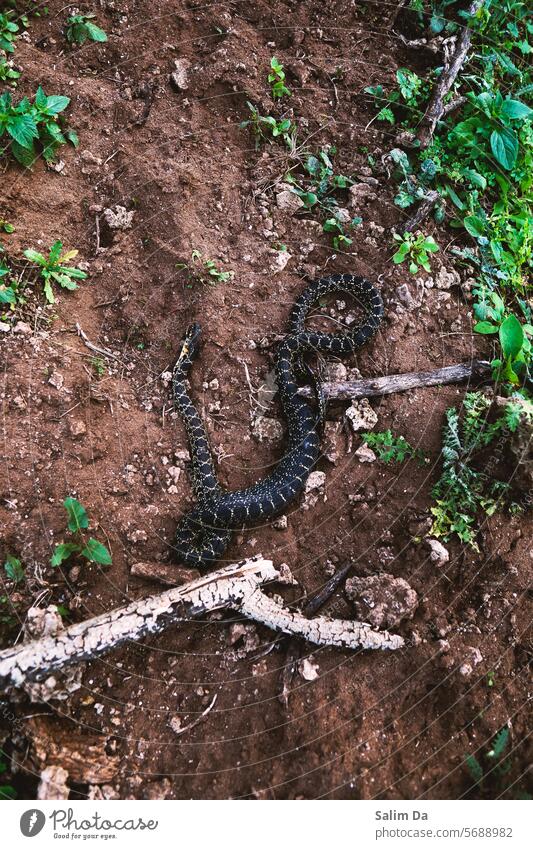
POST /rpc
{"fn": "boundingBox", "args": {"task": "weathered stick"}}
[0,557,403,691]
[418,0,484,146]
[299,360,491,401]
[403,190,440,232]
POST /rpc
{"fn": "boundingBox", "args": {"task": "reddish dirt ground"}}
[0,0,531,799]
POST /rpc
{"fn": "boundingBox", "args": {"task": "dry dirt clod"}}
[425,537,450,566]
[276,189,304,214]
[252,415,284,442]
[169,58,191,91]
[37,765,69,801]
[303,470,326,510]
[345,399,378,432]
[345,573,419,629]
[355,444,376,463]
[102,205,134,230]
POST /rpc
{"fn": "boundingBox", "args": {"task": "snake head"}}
[176,322,202,368]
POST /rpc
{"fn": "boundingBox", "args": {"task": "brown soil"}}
[0,0,531,800]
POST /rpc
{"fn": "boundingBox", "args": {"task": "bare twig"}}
[75,323,120,362]
[418,0,484,146]
[170,694,217,737]
[303,562,352,617]
[0,557,404,691]
[299,360,491,402]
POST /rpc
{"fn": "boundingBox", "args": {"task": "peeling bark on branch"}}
[0,557,404,692]
[418,1,484,147]
[299,360,491,402]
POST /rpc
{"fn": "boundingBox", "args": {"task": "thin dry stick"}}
[298,360,491,401]
[0,558,404,691]
[418,0,484,146]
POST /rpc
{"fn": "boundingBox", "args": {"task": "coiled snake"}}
[172,273,383,568]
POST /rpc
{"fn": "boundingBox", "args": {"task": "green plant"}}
[268,57,291,99]
[3,554,24,584]
[430,392,531,547]
[177,250,233,286]
[464,726,530,798]
[90,356,106,377]
[0,219,14,234]
[240,102,295,149]
[474,298,532,388]
[362,429,427,464]
[65,13,107,46]
[51,497,112,568]
[0,751,16,800]
[0,57,20,85]
[23,240,87,304]
[365,67,430,126]
[392,231,439,274]
[0,11,18,54]
[0,86,79,168]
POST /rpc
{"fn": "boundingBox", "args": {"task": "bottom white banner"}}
[2,800,530,848]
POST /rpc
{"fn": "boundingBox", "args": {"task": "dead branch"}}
[418,0,484,146]
[0,557,404,691]
[299,360,491,402]
[403,190,440,232]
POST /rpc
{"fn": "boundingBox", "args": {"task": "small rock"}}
[303,471,326,510]
[68,419,86,438]
[345,399,378,432]
[276,190,304,214]
[170,58,191,91]
[396,281,423,311]
[269,249,292,274]
[298,657,319,681]
[324,362,347,383]
[102,205,134,230]
[0,321,10,333]
[14,321,32,334]
[435,266,461,290]
[323,421,341,464]
[37,765,69,801]
[425,537,450,566]
[169,716,182,734]
[272,514,288,530]
[252,415,284,442]
[48,371,64,389]
[345,573,419,629]
[355,444,376,463]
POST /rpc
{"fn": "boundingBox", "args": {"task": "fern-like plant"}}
[431,393,531,548]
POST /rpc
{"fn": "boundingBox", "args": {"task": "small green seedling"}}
[24,240,87,303]
[474,299,532,389]
[51,497,112,568]
[177,250,233,286]
[240,102,295,149]
[362,430,426,464]
[65,13,107,46]
[392,231,439,274]
[0,86,79,167]
[90,356,106,378]
[3,554,24,584]
[0,219,14,234]
[268,57,291,99]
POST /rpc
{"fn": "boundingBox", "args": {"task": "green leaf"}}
[81,538,112,565]
[43,278,54,303]
[48,240,63,264]
[43,94,70,115]
[500,99,532,120]
[63,496,89,532]
[489,727,510,761]
[11,140,36,168]
[4,555,24,583]
[499,315,524,360]
[490,129,518,170]
[0,287,16,304]
[85,22,108,43]
[34,86,47,109]
[51,542,80,567]
[6,113,38,148]
[65,129,79,147]
[463,215,486,239]
[23,248,46,264]
[474,321,499,334]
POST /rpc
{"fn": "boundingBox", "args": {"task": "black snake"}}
[171,273,383,568]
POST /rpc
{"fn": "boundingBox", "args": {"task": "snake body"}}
[172,273,383,567]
